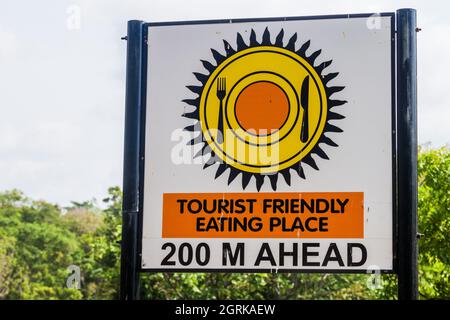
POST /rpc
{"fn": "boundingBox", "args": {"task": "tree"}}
[0,187,122,300]
[0,234,16,298]
[416,146,449,298]
[0,190,82,299]
[76,187,122,299]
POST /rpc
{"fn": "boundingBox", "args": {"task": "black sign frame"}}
[120,9,418,300]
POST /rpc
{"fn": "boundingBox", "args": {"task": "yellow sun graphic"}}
[183,28,346,191]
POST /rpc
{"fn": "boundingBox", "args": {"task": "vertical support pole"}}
[120,20,145,300]
[396,8,418,300]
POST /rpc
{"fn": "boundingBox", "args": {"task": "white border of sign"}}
[137,13,397,273]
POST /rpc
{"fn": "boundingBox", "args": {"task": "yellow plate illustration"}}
[183,28,346,190]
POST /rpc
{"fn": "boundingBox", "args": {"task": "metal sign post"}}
[120,20,145,300]
[396,8,419,300]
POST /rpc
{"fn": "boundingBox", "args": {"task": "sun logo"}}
[183,28,346,191]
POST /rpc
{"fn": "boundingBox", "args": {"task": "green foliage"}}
[0,188,122,300]
[0,233,16,298]
[375,146,450,299]
[417,147,450,299]
[0,190,82,299]
[139,272,377,300]
[77,186,122,299]
[0,147,448,300]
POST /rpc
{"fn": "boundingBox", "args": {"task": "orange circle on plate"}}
[235,81,289,135]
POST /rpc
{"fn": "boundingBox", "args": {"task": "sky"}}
[0,0,449,207]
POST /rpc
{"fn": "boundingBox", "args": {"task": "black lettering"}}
[263,199,272,213]
[178,243,193,266]
[187,199,202,214]
[246,199,257,213]
[206,217,219,231]
[279,243,298,266]
[347,243,367,266]
[195,243,210,266]
[233,217,247,231]
[273,199,285,213]
[290,199,299,213]
[218,199,230,213]
[248,217,263,231]
[301,199,314,213]
[291,217,305,232]
[322,243,344,266]
[330,199,340,214]
[161,242,176,266]
[316,198,329,213]
[203,199,217,213]
[337,198,349,213]
[255,243,276,266]
[177,199,188,213]
[318,217,328,231]
[269,217,282,231]
[196,217,206,231]
[222,242,245,266]
[302,243,320,266]
[234,199,246,214]
[305,217,318,231]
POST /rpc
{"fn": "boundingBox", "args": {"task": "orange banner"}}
[162,192,364,238]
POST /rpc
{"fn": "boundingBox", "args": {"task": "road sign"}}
[141,14,395,272]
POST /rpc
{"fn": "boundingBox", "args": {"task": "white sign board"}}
[141,14,395,272]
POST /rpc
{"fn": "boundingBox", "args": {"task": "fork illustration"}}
[216,77,226,143]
